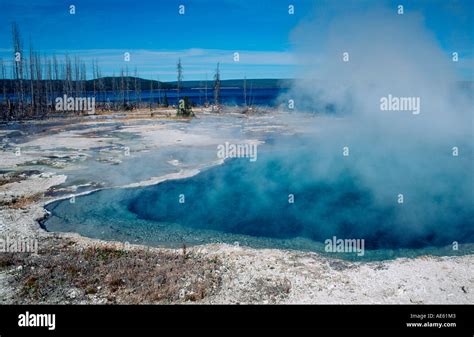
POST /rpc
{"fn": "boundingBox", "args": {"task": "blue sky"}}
[0,0,472,81]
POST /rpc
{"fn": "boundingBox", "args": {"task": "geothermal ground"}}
[0,109,472,304]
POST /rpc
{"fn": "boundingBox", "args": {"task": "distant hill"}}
[0,77,293,94]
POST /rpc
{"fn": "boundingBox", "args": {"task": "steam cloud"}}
[280,2,473,247]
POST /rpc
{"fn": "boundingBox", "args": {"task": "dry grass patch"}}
[1,237,222,304]
[5,193,43,209]
[0,171,35,186]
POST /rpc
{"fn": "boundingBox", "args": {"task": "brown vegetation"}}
[0,237,222,304]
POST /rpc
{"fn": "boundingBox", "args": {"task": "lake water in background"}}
[6,88,287,107]
[133,87,288,106]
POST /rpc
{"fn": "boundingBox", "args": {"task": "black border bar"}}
[0,304,472,335]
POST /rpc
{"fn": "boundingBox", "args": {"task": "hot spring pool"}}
[42,140,474,261]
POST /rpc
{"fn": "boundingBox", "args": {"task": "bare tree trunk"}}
[120,68,125,109]
[46,57,52,114]
[34,53,43,117]
[177,58,183,102]
[80,61,86,100]
[53,55,59,99]
[243,76,247,107]
[249,81,254,106]
[98,66,104,105]
[205,73,208,106]
[12,22,25,119]
[92,59,104,108]
[64,55,72,100]
[198,80,202,106]
[134,67,141,109]
[149,75,153,110]
[214,63,221,109]
[28,46,35,118]
[157,76,161,106]
[112,72,118,110]
[73,56,80,114]
[0,58,6,120]
[92,59,97,101]
[125,66,130,107]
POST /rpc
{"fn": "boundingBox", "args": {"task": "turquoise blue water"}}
[43,137,474,261]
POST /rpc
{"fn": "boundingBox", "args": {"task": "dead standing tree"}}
[111,72,117,110]
[80,62,87,108]
[34,52,45,117]
[213,62,221,111]
[134,67,141,109]
[157,75,162,106]
[0,58,7,119]
[96,63,105,107]
[12,22,25,119]
[177,58,183,103]
[243,76,247,107]
[149,75,154,111]
[204,73,208,107]
[92,59,105,108]
[64,55,73,100]
[120,68,125,109]
[53,55,59,99]
[73,56,80,113]
[28,45,35,117]
[92,60,97,101]
[125,66,130,108]
[46,57,53,111]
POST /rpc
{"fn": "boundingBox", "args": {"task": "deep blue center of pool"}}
[43,140,474,260]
